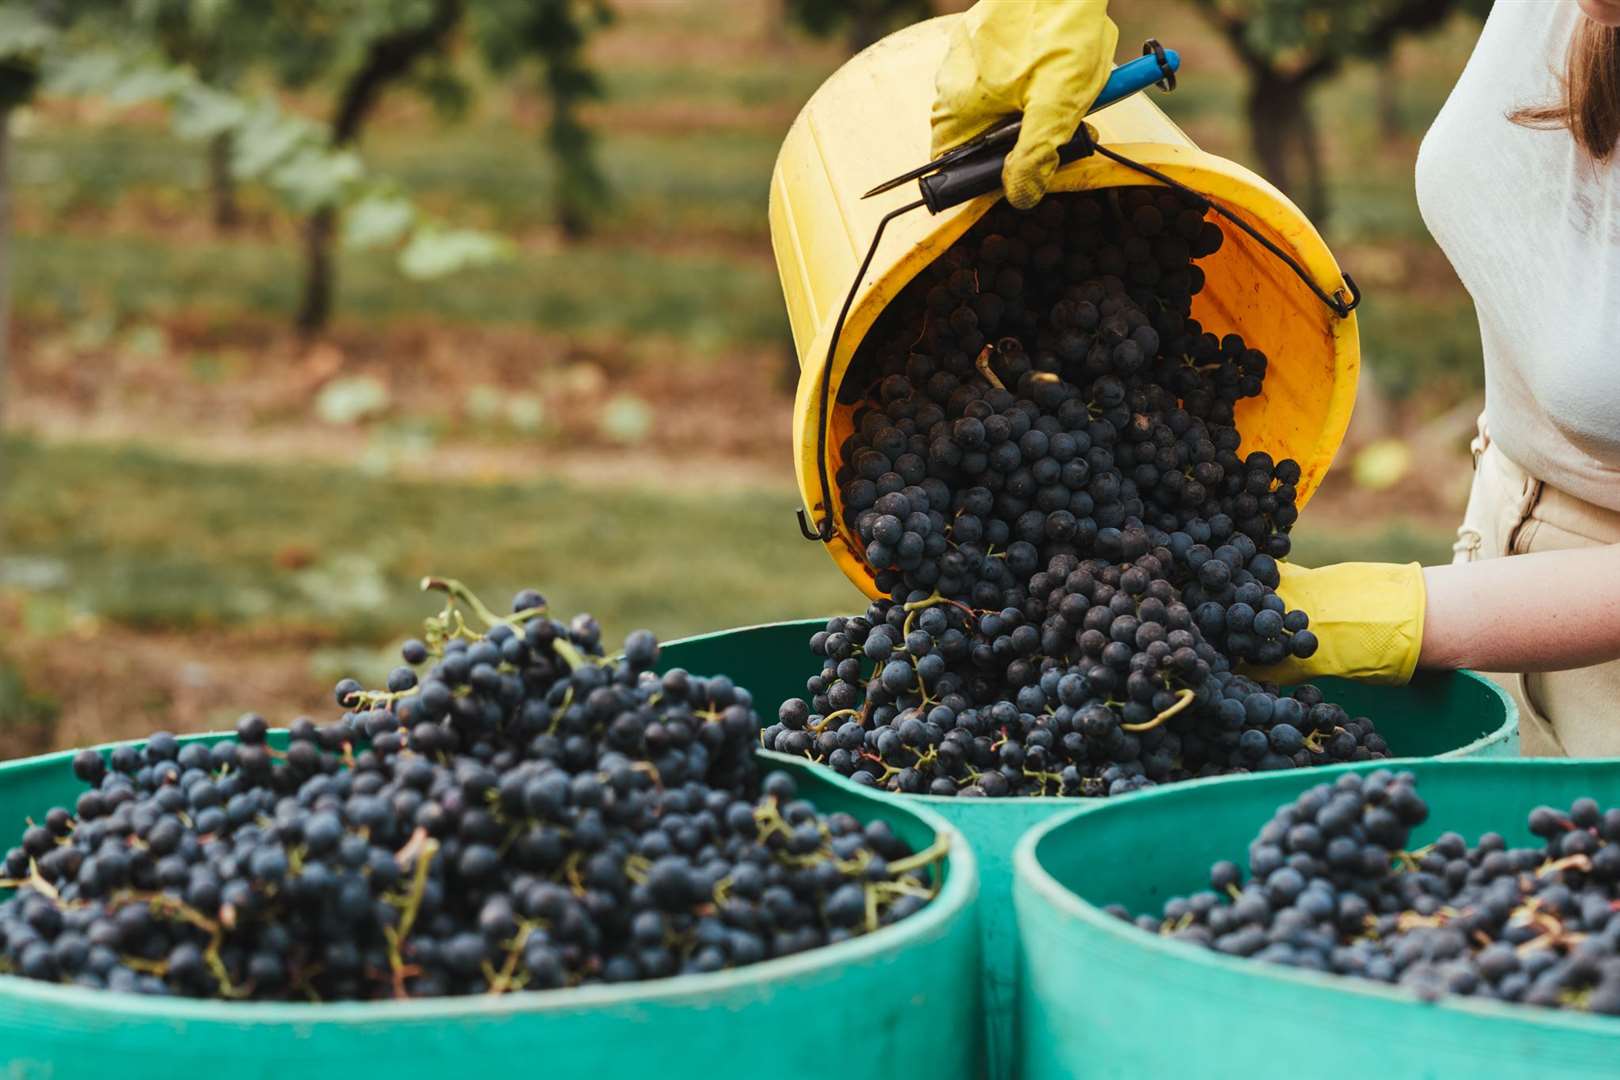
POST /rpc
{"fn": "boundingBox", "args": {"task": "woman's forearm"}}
[1419,544,1620,672]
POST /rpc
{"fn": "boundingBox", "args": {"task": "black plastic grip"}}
[918,154,1006,214]
[919,126,1097,214]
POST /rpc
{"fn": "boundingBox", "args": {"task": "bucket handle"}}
[917,126,1362,319]
[797,196,926,544]
[1087,143,1362,320]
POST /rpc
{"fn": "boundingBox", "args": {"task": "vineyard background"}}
[0,0,1489,752]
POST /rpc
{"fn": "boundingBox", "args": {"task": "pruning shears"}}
[862,40,1180,214]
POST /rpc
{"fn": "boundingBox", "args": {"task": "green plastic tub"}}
[660,619,1520,1078]
[1014,758,1620,1079]
[0,742,981,1080]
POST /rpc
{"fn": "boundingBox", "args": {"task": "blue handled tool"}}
[861,40,1180,212]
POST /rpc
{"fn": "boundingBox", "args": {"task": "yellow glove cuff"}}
[1258,561,1428,687]
[1244,563,1425,689]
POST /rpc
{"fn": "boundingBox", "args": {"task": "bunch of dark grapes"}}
[764,536,1386,798]
[1115,773,1620,1015]
[778,188,1377,797]
[835,188,1308,637]
[0,584,940,1001]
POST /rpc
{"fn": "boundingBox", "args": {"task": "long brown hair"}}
[1510,16,1620,162]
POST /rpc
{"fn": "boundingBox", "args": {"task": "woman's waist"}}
[1477,432,1620,543]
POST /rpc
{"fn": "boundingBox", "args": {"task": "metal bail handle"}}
[1084,142,1363,319]
[799,198,927,546]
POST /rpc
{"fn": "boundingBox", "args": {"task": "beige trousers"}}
[1453,421,1620,756]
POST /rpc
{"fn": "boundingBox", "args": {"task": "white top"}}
[1416,0,1620,511]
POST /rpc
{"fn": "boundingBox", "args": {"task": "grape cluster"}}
[1115,774,1620,1015]
[775,189,1374,796]
[836,189,1306,627]
[764,537,1386,798]
[0,584,940,1001]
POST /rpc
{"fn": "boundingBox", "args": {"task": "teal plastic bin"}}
[0,741,981,1080]
[661,619,1520,1078]
[1014,758,1620,1079]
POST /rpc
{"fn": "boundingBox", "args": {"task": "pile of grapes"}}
[1115,772,1620,1015]
[767,188,1387,796]
[0,582,941,1001]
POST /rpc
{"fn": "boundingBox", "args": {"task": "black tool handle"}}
[919,129,1096,213]
[916,44,1179,214]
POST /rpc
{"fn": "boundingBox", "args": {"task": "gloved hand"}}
[931,1,1119,210]
[1249,561,1428,687]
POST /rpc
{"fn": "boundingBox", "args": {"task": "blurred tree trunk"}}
[297,0,464,335]
[847,0,881,54]
[1377,74,1401,140]
[763,0,791,47]
[548,104,597,242]
[0,103,10,466]
[1246,73,1327,221]
[207,131,240,231]
[1191,0,1466,230]
[0,50,37,453]
[297,206,335,334]
[0,106,12,455]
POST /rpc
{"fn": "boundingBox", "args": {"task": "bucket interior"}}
[819,180,1354,592]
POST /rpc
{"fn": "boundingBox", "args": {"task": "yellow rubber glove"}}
[931,1,1119,210]
[1251,562,1428,687]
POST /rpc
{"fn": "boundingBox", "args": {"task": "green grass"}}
[1,439,1462,648]
[1,439,868,642]
[371,128,784,239]
[16,230,787,349]
[16,123,788,241]
[601,63,829,112]
[1289,519,1456,568]
[1354,289,1483,397]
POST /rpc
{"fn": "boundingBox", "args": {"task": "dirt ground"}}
[8,315,800,491]
[0,608,337,756]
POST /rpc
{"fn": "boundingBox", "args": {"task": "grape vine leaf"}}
[399,223,512,280]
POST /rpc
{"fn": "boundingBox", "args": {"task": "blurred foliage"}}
[314,374,391,425]
[598,392,653,445]
[131,0,268,83]
[0,0,512,332]
[1290,519,1454,568]
[0,4,51,108]
[8,0,1491,393]
[1183,0,1488,218]
[475,0,614,239]
[15,229,787,348]
[1351,439,1413,492]
[1194,0,1490,65]
[786,0,933,54]
[0,657,57,736]
[18,122,782,239]
[0,0,620,331]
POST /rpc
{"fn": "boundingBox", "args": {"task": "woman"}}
[931,0,1620,756]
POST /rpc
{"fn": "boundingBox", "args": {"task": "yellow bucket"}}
[768,16,1359,600]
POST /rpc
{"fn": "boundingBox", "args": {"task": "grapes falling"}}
[1115,774,1620,1016]
[769,188,1376,796]
[0,581,943,1000]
